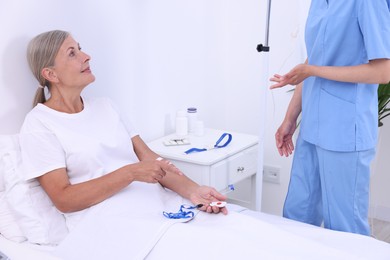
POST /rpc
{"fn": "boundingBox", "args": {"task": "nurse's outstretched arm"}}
[270,58,390,89]
[270,59,308,89]
[305,58,390,84]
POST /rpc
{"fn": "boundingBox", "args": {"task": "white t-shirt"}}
[19,97,139,228]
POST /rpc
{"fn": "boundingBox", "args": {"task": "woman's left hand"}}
[190,186,228,215]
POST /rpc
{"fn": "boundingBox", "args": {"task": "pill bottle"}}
[194,120,204,136]
[187,107,198,133]
[175,110,188,136]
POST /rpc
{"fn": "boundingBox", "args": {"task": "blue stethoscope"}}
[184,133,232,155]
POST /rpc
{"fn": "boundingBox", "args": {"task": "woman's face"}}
[51,35,95,89]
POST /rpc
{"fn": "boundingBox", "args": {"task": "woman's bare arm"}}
[39,135,177,213]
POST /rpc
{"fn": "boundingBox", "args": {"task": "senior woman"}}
[20,30,227,230]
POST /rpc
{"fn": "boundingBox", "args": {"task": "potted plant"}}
[378,82,390,127]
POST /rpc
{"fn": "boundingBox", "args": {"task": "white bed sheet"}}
[0,236,57,260]
[1,186,389,260]
[2,210,390,260]
[240,209,390,260]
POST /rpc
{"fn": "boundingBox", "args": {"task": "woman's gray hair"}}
[27,30,70,107]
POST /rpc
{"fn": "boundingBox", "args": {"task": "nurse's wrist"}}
[284,111,300,124]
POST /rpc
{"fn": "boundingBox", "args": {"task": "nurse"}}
[270,0,390,235]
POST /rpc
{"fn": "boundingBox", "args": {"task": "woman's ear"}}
[41,67,58,84]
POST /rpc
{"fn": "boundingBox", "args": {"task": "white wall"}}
[370,116,390,222]
[0,0,264,139]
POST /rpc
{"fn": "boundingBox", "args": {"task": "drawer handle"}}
[237,166,245,173]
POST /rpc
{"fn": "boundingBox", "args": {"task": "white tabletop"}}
[148,128,259,166]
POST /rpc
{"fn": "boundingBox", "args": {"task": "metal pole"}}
[255,0,272,211]
[257,0,272,52]
[264,0,272,47]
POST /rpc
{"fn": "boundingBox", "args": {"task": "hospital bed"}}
[1,135,390,260]
[1,188,390,260]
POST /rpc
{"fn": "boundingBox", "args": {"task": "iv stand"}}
[255,0,272,211]
[257,0,272,53]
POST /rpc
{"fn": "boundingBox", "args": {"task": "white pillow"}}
[0,138,26,243]
[1,135,68,245]
[0,193,26,243]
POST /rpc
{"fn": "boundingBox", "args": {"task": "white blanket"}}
[50,183,389,260]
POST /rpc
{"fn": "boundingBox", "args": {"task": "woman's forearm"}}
[159,172,199,199]
[132,134,198,199]
[39,165,136,213]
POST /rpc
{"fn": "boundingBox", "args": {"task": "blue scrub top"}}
[300,0,390,152]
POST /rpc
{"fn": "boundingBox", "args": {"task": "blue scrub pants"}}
[283,135,375,235]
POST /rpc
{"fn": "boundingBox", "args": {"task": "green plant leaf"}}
[378,82,390,127]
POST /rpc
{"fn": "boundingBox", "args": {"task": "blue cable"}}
[184,133,232,154]
[163,204,203,219]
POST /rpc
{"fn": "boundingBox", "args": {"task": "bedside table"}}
[147,128,259,210]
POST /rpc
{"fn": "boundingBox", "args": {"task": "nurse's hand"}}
[270,63,309,89]
[275,119,296,157]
